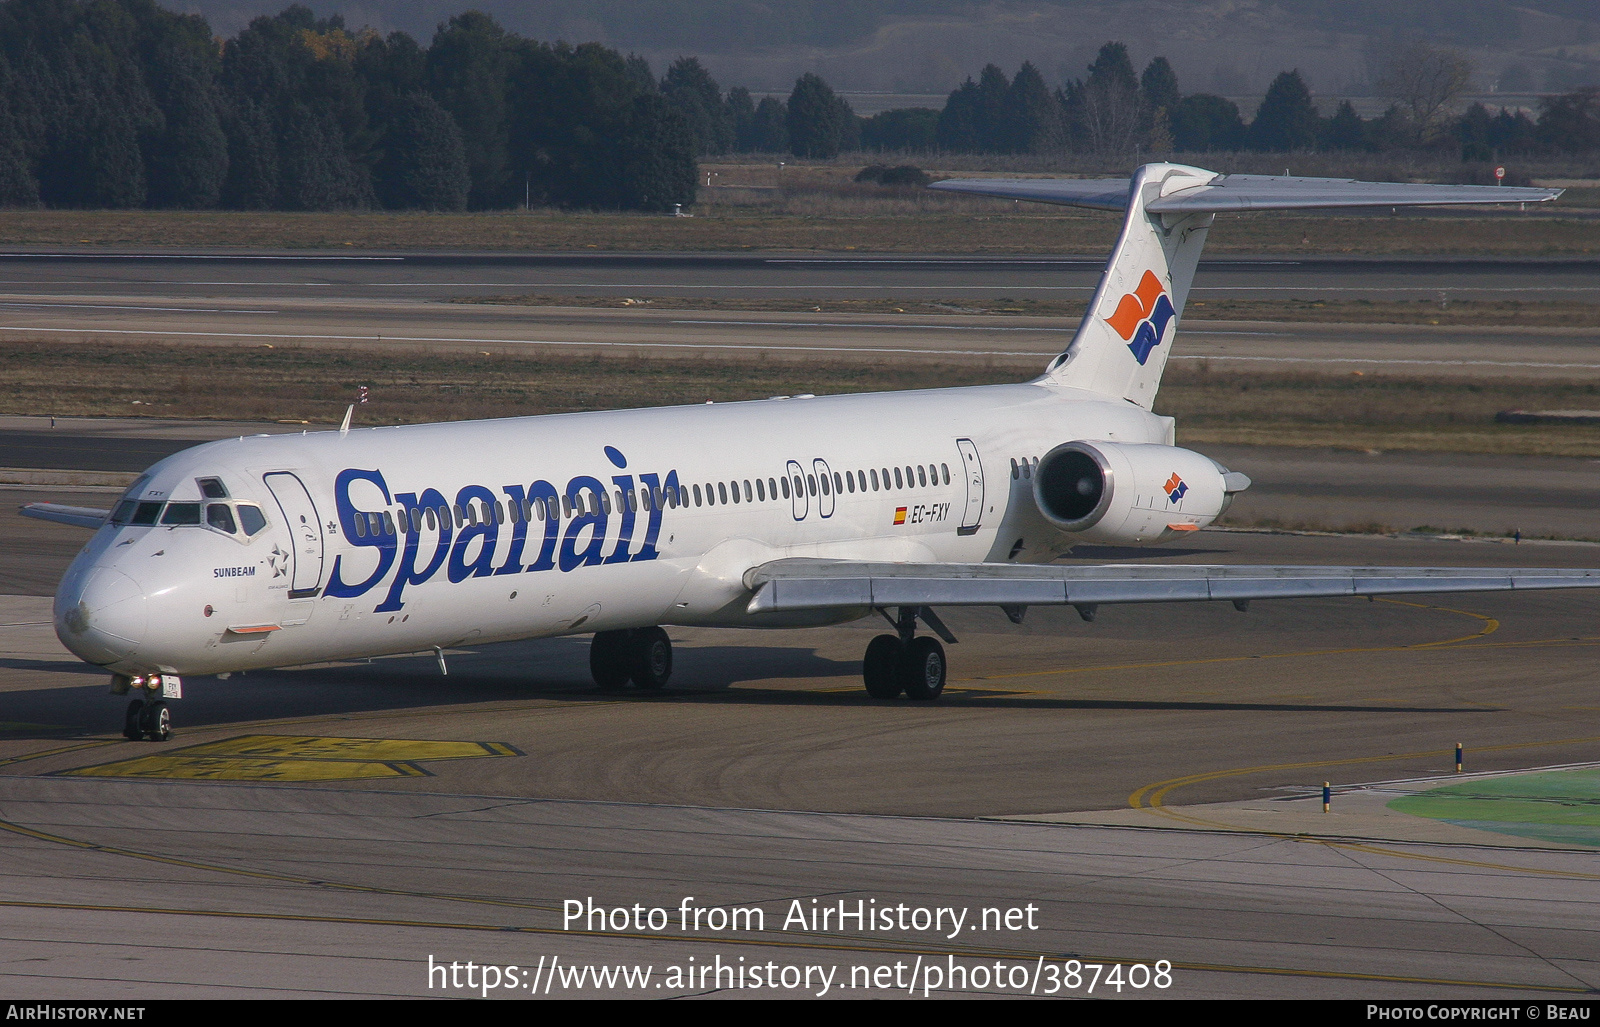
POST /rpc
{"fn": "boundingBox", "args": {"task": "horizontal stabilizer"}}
[745,559,1600,613]
[928,174,1561,212]
[19,502,109,529]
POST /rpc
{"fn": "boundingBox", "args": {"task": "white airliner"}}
[24,163,1600,742]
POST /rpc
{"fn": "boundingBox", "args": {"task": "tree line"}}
[0,0,697,211]
[682,41,1600,163]
[2,1,1597,214]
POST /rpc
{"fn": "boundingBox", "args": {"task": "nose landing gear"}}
[861,607,952,701]
[114,674,174,741]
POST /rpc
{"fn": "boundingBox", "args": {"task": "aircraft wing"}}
[19,502,110,530]
[744,559,1600,614]
[928,174,1561,211]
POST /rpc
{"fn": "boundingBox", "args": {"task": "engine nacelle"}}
[1032,441,1249,545]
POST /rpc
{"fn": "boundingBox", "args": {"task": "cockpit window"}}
[197,477,229,499]
[207,503,237,534]
[161,503,202,526]
[131,502,163,526]
[237,504,267,537]
[110,500,136,525]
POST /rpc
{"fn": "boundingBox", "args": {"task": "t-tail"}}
[930,165,1562,409]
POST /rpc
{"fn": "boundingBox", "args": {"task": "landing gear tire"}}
[862,634,903,698]
[589,630,632,689]
[899,637,946,701]
[134,700,170,741]
[630,627,672,690]
[123,700,144,741]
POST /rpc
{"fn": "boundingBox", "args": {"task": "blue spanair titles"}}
[324,447,679,611]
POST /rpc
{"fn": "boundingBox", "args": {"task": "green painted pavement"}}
[1389,768,1600,847]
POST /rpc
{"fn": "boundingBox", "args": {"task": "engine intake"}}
[1033,440,1248,545]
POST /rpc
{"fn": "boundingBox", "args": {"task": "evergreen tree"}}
[1537,88,1600,154]
[0,53,39,205]
[751,96,788,152]
[1457,102,1493,162]
[427,11,513,208]
[862,107,938,152]
[140,7,228,208]
[1069,42,1145,154]
[727,85,756,150]
[611,92,697,211]
[1140,57,1179,114]
[787,73,850,158]
[1323,99,1367,152]
[374,92,469,209]
[623,54,656,94]
[1169,94,1243,151]
[975,64,1010,152]
[220,98,279,209]
[1248,70,1319,152]
[1003,62,1063,153]
[661,56,732,155]
[278,103,365,209]
[936,79,983,152]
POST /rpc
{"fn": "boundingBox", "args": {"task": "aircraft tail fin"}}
[929,166,1561,409]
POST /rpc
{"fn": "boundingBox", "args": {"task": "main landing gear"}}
[862,607,953,701]
[114,674,173,742]
[590,627,673,690]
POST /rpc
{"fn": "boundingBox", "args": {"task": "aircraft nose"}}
[55,567,147,665]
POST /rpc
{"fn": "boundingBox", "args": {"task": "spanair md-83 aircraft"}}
[24,163,1600,741]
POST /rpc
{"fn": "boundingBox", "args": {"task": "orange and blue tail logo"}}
[1163,472,1187,503]
[1105,270,1177,366]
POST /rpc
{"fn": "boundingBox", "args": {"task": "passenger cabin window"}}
[941,463,950,485]
[871,469,880,490]
[917,466,927,487]
[893,467,903,489]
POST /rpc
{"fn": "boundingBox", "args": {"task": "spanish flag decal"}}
[894,507,907,525]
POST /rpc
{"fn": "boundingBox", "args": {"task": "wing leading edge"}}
[20,502,110,529]
[744,558,1600,614]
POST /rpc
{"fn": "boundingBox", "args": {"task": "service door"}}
[786,459,808,521]
[264,471,326,598]
[956,438,984,536]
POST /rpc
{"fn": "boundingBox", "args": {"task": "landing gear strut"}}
[590,627,673,690]
[117,675,172,742]
[861,607,950,701]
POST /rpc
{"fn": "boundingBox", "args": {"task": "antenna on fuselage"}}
[339,404,354,434]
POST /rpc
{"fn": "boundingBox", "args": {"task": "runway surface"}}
[0,250,1596,378]
[3,250,1599,302]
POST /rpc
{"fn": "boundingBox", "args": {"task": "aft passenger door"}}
[956,438,984,536]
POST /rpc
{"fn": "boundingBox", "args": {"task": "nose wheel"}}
[123,699,170,742]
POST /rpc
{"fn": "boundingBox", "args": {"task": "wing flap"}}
[745,559,1600,613]
[19,502,110,530]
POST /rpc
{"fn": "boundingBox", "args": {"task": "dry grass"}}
[0,206,1594,255]
[2,338,1597,458]
[1158,366,1600,456]
[461,293,1600,328]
